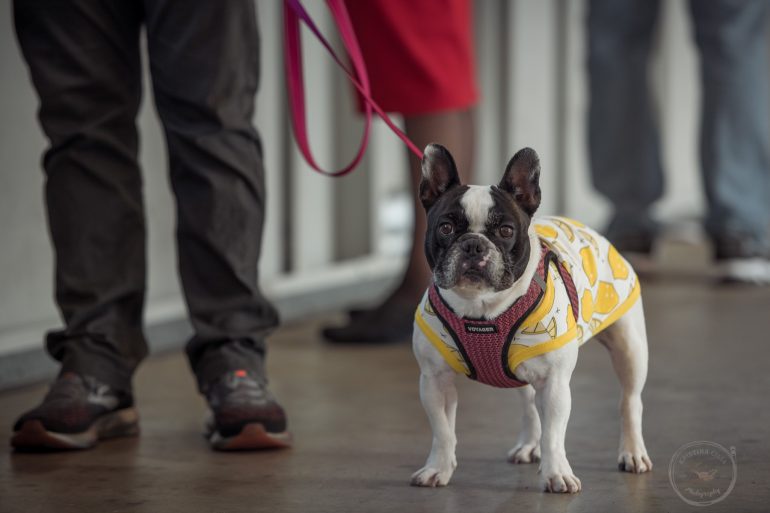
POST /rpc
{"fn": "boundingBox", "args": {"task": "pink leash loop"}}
[283,0,424,177]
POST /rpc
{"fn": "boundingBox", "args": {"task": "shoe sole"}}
[322,324,413,344]
[11,408,139,451]
[209,423,292,451]
[719,258,770,285]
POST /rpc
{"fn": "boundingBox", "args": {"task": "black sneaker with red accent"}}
[203,369,291,451]
[11,372,138,451]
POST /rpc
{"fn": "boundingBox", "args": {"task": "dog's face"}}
[420,144,542,294]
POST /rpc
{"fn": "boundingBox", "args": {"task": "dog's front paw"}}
[410,464,455,487]
[507,441,541,464]
[618,446,653,473]
[540,462,582,493]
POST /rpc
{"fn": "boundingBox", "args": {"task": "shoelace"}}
[210,374,270,407]
[44,376,87,402]
[45,375,112,402]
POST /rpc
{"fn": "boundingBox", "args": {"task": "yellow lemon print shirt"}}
[527,216,640,352]
[415,216,640,383]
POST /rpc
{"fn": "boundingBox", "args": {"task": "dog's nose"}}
[461,238,485,256]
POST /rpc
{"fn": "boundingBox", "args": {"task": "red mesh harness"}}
[428,245,579,388]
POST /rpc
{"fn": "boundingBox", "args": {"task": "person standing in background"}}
[323,0,479,343]
[588,0,770,284]
[11,0,289,451]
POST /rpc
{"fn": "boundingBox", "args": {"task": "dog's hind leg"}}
[595,299,653,473]
[507,385,542,464]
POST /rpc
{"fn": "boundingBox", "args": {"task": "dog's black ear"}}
[499,147,541,217]
[420,143,461,211]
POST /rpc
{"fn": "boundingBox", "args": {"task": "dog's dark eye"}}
[439,222,454,236]
[499,225,514,238]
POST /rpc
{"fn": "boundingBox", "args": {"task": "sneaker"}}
[203,369,291,450]
[713,233,770,285]
[11,372,138,451]
[321,298,415,344]
[607,231,657,275]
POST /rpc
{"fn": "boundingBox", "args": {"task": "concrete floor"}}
[1,278,770,513]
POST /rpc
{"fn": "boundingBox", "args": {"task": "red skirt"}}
[344,0,479,116]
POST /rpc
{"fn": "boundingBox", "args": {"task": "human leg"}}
[325,0,477,343]
[144,0,288,448]
[588,0,663,251]
[690,0,770,283]
[11,0,145,449]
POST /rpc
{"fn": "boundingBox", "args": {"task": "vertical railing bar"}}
[553,0,569,214]
[499,0,512,169]
[280,27,295,275]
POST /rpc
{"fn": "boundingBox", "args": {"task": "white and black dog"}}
[410,144,652,493]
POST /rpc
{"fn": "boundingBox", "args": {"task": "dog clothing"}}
[414,216,640,388]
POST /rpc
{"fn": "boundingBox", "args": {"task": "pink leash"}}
[283,0,424,177]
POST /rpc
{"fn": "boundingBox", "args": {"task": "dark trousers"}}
[13,0,279,393]
[588,0,770,244]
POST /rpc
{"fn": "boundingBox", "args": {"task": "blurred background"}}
[0,0,753,388]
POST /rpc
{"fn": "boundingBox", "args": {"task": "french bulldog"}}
[410,143,652,493]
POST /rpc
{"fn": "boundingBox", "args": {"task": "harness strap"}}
[425,247,552,388]
[555,260,580,321]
